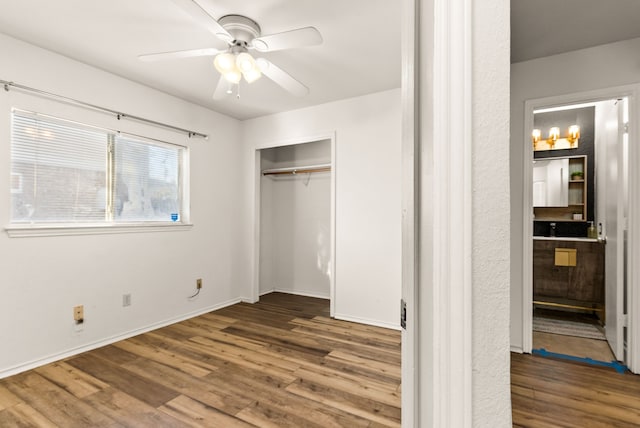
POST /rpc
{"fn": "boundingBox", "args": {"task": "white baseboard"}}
[334,312,401,331]
[511,345,524,354]
[0,297,241,379]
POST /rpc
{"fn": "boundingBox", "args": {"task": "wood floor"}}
[4,292,640,427]
[512,352,640,427]
[0,293,401,427]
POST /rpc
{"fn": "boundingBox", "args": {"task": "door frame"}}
[521,85,640,373]
[401,0,475,425]
[251,132,337,317]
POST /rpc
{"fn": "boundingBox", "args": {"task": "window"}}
[10,110,187,228]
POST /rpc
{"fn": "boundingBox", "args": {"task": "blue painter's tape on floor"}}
[532,348,628,374]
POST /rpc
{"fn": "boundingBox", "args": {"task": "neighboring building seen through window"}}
[10,110,185,225]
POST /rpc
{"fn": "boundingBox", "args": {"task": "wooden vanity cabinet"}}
[533,239,605,311]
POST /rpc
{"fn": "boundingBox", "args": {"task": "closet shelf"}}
[262,163,331,176]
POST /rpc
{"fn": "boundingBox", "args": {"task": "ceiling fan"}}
[139,0,323,99]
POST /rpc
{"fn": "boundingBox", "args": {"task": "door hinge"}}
[400,299,407,329]
[622,314,628,327]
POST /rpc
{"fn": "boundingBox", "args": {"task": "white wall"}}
[471,0,512,424]
[511,37,640,350]
[243,89,402,329]
[259,141,331,298]
[0,34,246,377]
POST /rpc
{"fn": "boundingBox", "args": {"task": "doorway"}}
[522,88,637,371]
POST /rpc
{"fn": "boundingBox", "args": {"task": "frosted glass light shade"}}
[214,53,236,74]
[243,68,261,83]
[224,70,242,84]
[236,52,256,72]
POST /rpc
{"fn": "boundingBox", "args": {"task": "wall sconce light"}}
[548,127,560,148]
[568,125,580,144]
[532,129,541,149]
[531,125,580,151]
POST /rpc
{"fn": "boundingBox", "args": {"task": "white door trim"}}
[521,85,640,373]
[400,0,418,425]
[401,0,474,426]
[251,133,337,317]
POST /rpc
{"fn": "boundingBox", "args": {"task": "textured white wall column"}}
[471,0,512,425]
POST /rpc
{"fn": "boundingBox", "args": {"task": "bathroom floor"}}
[532,308,616,362]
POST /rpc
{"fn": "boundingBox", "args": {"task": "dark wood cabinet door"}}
[533,240,604,305]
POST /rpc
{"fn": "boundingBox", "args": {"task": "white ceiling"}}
[511,0,640,63]
[1,1,639,120]
[0,0,401,120]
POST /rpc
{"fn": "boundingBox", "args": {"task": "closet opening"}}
[255,138,335,313]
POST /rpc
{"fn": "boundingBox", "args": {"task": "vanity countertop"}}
[533,236,600,243]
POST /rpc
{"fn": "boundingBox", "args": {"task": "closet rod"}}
[262,163,331,176]
[1,79,208,139]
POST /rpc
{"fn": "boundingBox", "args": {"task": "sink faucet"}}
[550,222,556,237]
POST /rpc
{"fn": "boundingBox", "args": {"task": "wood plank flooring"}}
[0,293,401,427]
[512,352,640,427]
[5,292,640,427]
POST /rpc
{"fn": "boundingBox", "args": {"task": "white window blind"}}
[10,110,186,226]
[11,113,107,222]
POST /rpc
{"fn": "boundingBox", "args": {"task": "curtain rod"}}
[1,79,208,139]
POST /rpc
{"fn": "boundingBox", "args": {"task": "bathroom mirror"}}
[532,158,569,207]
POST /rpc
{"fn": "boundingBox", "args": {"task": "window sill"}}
[5,222,193,238]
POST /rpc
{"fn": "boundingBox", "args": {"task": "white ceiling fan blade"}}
[257,58,309,97]
[170,0,233,44]
[251,27,322,52]
[213,75,231,100]
[138,47,222,62]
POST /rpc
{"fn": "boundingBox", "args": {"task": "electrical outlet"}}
[123,294,131,307]
[196,278,202,289]
[73,305,84,324]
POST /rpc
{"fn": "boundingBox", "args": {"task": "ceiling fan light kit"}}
[213,49,262,85]
[140,1,323,98]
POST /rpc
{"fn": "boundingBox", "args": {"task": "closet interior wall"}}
[259,140,331,298]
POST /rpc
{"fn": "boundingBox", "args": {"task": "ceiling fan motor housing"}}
[218,14,261,46]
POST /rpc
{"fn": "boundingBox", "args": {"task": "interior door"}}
[604,99,626,361]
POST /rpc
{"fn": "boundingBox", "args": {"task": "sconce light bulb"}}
[568,125,580,140]
[549,127,560,141]
[531,129,541,142]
